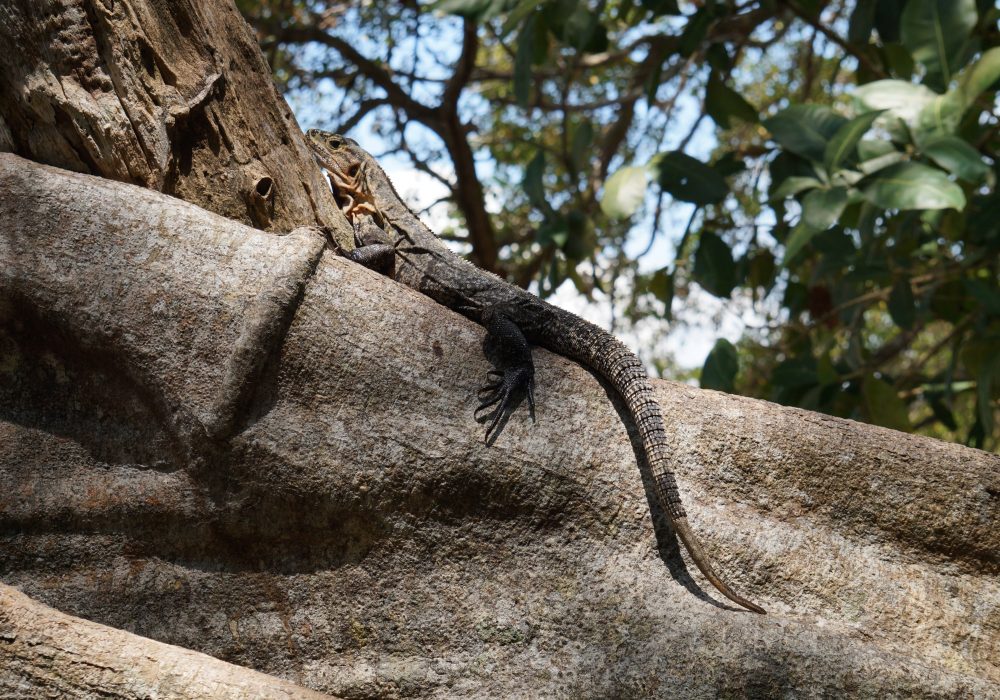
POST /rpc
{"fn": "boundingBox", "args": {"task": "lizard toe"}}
[475,365,534,442]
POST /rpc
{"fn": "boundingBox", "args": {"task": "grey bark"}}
[1,154,998,698]
[0,585,336,699]
[0,0,350,243]
[1,0,998,695]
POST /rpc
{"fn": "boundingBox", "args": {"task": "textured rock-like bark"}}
[0,585,336,699]
[0,0,350,244]
[2,155,998,697]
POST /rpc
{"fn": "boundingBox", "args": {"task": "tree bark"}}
[0,0,350,243]
[2,154,998,697]
[2,0,999,696]
[0,584,337,699]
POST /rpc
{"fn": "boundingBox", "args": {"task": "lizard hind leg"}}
[474,308,535,444]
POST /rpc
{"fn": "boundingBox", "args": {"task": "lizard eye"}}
[327,137,341,150]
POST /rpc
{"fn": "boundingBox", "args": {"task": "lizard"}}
[306,129,766,615]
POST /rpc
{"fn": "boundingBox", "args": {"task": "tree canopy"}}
[238,0,1000,450]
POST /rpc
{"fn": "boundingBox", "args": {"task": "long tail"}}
[383,198,766,613]
[671,512,766,614]
[565,323,766,614]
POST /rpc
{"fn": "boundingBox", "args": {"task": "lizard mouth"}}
[324,171,356,215]
[330,186,352,213]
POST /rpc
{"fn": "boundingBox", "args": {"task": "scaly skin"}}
[307,129,766,614]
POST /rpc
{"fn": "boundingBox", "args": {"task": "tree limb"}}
[2,154,998,696]
[0,585,337,699]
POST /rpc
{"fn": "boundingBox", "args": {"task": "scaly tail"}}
[570,325,766,614]
[670,509,766,614]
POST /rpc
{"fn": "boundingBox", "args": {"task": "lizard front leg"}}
[342,217,395,275]
[475,307,535,443]
[346,241,395,275]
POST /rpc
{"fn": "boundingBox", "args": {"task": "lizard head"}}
[306,129,380,220]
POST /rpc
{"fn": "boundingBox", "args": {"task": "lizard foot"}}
[474,365,535,444]
[346,243,395,274]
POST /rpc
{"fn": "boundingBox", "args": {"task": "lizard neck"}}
[360,160,416,225]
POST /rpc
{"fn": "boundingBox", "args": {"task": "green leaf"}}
[782,221,820,265]
[771,176,823,200]
[692,231,736,297]
[705,72,758,129]
[900,0,977,88]
[832,170,865,188]
[431,0,507,20]
[712,152,746,177]
[874,0,906,42]
[569,120,594,174]
[965,278,1000,316]
[963,342,1000,432]
[536,218,568,248]
[523,151,548,211]
[882,42,916,78]
[763,105,847,162]
[701,339,739,393]
[888,278,916,329]
[641,0,681,16]
[649,268,674,318]
[562,209,594,261]
[956,46,1000,107]
[902,49,1000,139]
[862,376,912,432]
[772,356,818,389]
[914,90,966,138]
[769,151,820,194]
[802,187,848,231]
[920,134,990,182]
[706,43,732,72]
[654,151,729,206]
[824,111,885,173]
[679,7,712,56]
[747,251,776,290]
[927,393,958,430]
[857,139,897,161]
[813,227,857,260]
[600,166,648,218]
[848,0,877,43]
[551,5,608,53]
[862,162,966,210]
[783,281,809,315]
[856,140,906,175]
[500,0,538,36]
[858,149,907,175]
[513,13,538,106]
[855,79,939,123]
[817,353,838,385]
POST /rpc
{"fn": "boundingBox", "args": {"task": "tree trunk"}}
[2,153,998,697]
[0,0,350,243]
[1,1,998,698]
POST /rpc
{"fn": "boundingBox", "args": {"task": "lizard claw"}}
[476,371,504,398]
[474,365,534,443]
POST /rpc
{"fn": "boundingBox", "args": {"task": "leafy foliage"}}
[241,0,1000,450]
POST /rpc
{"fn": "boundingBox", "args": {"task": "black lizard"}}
[307,129,765,614]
